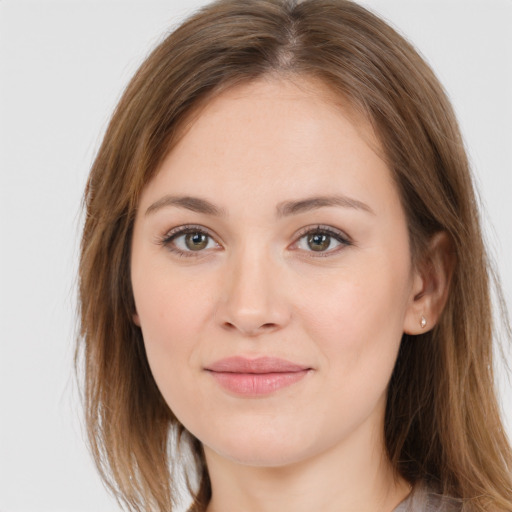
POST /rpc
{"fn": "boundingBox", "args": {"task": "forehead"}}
[139,75,396,215]
[173,74,379,160]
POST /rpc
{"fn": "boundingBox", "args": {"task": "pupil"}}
[185,232,208,250]
[308,233,330,251]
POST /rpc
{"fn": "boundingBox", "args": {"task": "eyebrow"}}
[276,195,375,217]
[145,195,227,216]
[145,194,374,217]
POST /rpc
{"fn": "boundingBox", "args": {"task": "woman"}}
[77,0,512,511]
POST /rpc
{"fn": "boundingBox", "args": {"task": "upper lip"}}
[205,356,310,374]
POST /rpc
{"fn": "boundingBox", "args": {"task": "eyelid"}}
[161,224,216,242]
[290,224,353,256]
[158,224,222,257]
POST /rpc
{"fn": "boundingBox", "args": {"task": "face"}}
[131,77,419,467]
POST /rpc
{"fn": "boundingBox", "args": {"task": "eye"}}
[292,226,351,255]
[159,226,220,256]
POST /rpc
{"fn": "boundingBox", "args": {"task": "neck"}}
[204,421,410,512]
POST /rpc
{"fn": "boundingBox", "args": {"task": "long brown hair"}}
[77,1,512,510]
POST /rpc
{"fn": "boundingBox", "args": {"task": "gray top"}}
[392,483,462,512]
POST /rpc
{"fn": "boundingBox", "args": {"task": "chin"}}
[199,419,320,468]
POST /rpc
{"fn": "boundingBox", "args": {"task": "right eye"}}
[160,226,220,257]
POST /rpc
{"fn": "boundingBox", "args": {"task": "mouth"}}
[204,356,312,396]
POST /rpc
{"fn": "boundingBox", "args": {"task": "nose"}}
[216,246,291,337]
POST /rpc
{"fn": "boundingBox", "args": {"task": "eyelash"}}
[292,225,352,257]
[158,224,352,258]
[158,225,218,258]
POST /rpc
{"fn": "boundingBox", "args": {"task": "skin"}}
[130,76,450,512]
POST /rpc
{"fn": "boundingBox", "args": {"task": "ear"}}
[133,311,141,326]
[403,231,455,334]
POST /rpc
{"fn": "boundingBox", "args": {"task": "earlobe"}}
[133,312,141,326]
[403,231,455,335]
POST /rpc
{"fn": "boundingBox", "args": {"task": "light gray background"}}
[0,1,511,511]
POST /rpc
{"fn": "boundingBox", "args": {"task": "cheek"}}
[133,251,213,340]
[131,258,215,402]
[133,277,217,433]
[300,269,407,334]
[134,275,211,353]
[295,253,411,386]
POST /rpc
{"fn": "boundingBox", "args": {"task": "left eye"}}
[294,228,350,254]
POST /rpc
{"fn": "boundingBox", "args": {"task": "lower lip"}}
[208,370,310,396]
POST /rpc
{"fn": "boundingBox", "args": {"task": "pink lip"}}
[205,357,311,396]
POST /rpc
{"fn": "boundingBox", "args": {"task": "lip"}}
[204,357,312,396]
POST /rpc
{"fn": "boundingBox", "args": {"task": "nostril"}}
[221,321,279,336]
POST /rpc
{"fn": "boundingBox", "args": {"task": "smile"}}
[204,357,312,396]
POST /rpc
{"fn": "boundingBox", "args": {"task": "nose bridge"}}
[218,239,289,335]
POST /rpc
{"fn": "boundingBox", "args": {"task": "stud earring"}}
[420,315,427,329]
